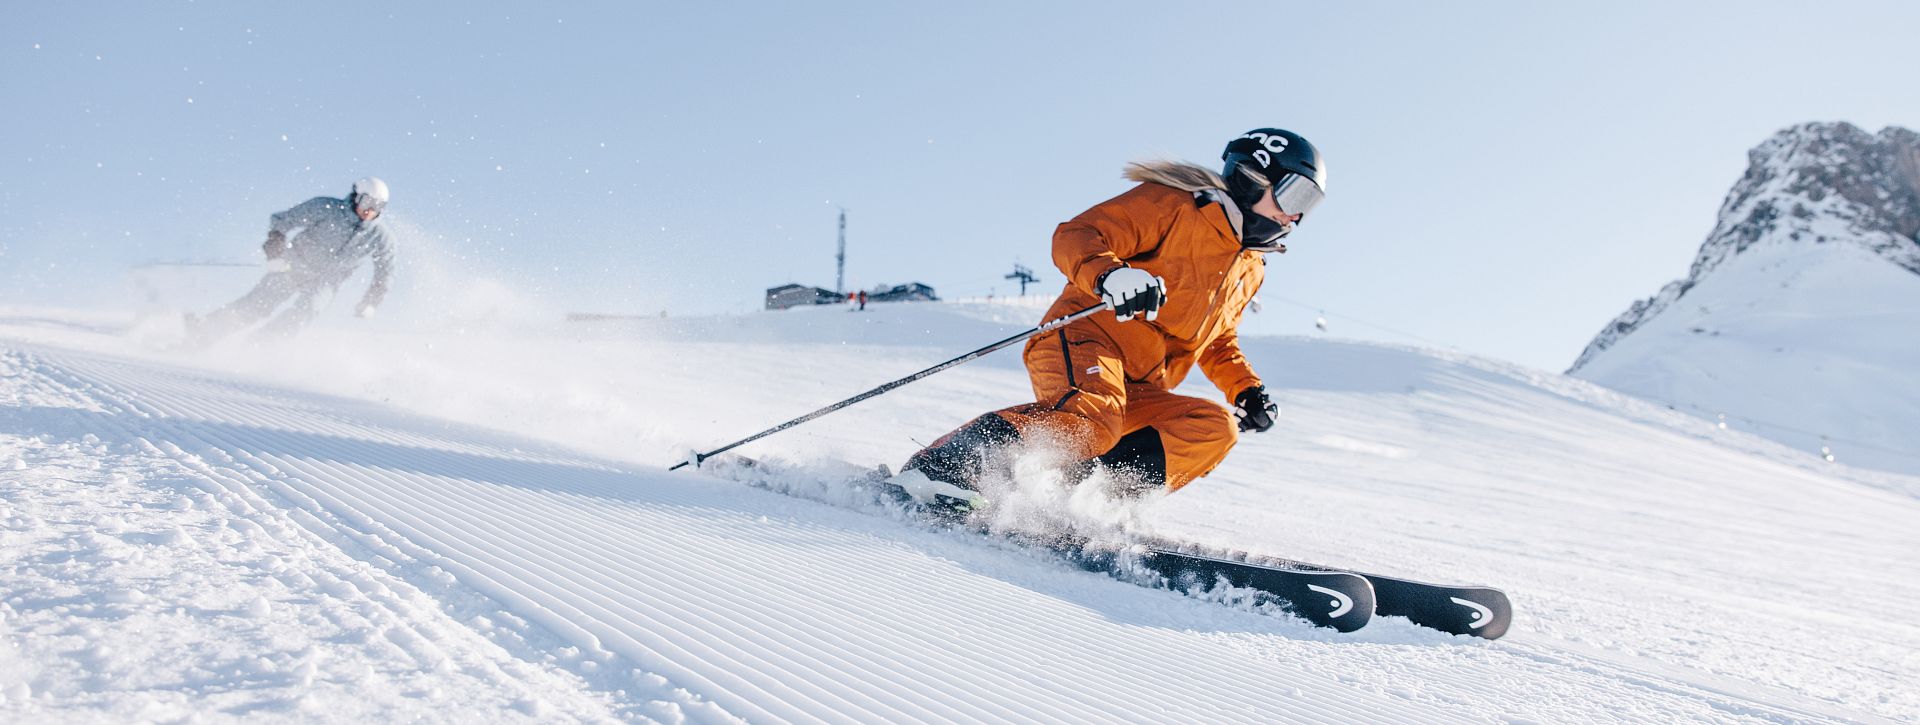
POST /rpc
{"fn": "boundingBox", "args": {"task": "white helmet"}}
[350,176,390,215]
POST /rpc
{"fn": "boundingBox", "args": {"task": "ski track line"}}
[221,462,757,724]
[247,449,985,724]
[12,341,1873,723]
[14,356,663,721]
[113,403,625,710]
[18,345,1827,725]
[115,376,1457,724]
[3,352,629,721]
[324,474,1088,722]
[0,345,1758,725]
[38,355,877,722]
[139,366,1430,724]
[24,354,810,723]
[18,346,1438,724]
[165,396,1391,723]
[134,391,1101,724]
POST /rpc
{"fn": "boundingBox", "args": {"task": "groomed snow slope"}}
[2,302,1916,723]
[1574,239,1920,476]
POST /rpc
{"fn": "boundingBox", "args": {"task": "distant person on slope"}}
[886,129,1325,507]
[187,177,396,344]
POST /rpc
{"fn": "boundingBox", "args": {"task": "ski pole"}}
[670,302,1111,471]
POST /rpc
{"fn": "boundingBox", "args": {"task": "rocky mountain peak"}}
[1568,122,1919,373]
[1698,122,1920,278]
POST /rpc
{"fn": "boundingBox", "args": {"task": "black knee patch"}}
[1095,427,1168,496]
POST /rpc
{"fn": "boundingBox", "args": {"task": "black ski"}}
[1351,570,1510,639]
[1085,543,1508,638]
[1192,550,1512,639]
[1134,547,1375,632]
[693,455,1509,638]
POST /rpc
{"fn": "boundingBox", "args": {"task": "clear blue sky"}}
[4,1,1916,370]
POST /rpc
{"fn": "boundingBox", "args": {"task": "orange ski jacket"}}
[1041,182,1265,399]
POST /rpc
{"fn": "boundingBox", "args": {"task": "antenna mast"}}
[835,208,847,295]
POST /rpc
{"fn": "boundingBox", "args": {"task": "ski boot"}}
[883,412,1021,517]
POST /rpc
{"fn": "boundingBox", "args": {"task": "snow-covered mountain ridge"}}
[1572,122,1920,372]
[1569,122,1920,474]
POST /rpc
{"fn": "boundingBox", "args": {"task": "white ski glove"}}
[355,303,377,319]
[264,258,292,273]
[1097,267,1166,322]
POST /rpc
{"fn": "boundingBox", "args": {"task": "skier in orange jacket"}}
[888,129,1326,507]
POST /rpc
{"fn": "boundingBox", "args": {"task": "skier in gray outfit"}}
[188,177,396,344]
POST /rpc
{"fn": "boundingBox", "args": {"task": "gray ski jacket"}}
[268,196,396,308]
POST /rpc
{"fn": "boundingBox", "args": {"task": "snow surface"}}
[2,301,1917,722]
[1574,238,1920,477]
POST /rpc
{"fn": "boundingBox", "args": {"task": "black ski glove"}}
[263,231,290,260]
[1233,385,1278,433]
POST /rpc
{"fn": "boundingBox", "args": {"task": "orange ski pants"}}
[988,324,1238,491]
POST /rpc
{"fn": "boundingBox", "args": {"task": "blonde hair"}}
[1123,160,1231,193]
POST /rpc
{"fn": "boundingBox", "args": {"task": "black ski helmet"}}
[1220,128,1325,251]
[1221,128,1325,193]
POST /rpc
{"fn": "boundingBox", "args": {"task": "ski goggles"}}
[353,194,387,215]
[1270,172,1324,220]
